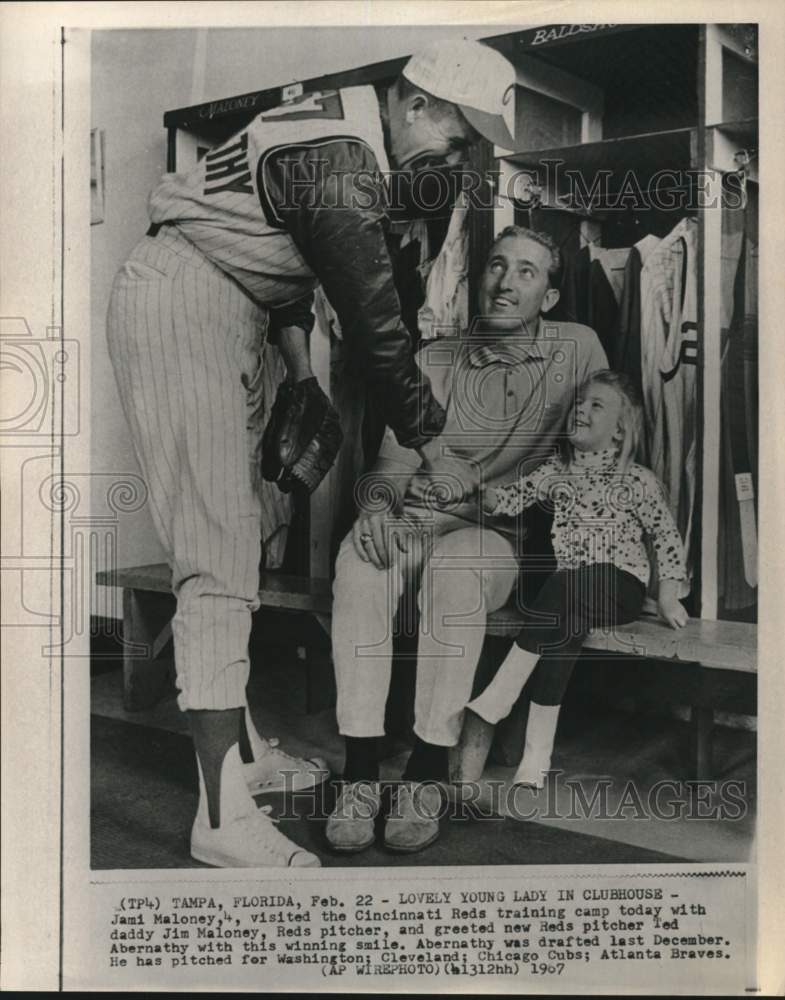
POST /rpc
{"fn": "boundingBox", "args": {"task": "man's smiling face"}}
[478,233,560,333]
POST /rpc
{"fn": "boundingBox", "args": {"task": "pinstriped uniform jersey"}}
[149,86,390,308]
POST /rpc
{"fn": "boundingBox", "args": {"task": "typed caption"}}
[88,869,751,992]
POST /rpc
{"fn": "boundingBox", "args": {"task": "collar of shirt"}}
[464,319,549,368]
[570,446,619,472]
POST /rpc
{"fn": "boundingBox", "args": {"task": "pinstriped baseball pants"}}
[107,229,268,710]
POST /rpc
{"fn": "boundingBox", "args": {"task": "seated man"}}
[327,226,608,853]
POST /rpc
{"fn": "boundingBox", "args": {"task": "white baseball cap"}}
[402,39,516,150]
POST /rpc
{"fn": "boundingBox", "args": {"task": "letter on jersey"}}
[204,133,254,196]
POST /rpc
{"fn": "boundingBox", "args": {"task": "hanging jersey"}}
[149,86,390,308]
[418,194,469,340]
[640,217,698,578]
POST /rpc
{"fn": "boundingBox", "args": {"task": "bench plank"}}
[97,563,756,673]
[97,562,756,775]
[96,563,172,593]
[97,564,332,615]
[486,610,756,673]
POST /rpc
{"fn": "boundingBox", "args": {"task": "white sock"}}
[513,702,562,787]
[467,646,540,724]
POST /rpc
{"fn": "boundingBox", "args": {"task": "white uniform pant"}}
[332,516,518,746]
[107,228,268,711]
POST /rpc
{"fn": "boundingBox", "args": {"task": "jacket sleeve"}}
[267,292,316,344]
[257,138,446,449]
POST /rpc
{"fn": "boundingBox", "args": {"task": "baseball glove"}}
[262,377,343,494]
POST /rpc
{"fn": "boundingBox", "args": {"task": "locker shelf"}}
[502,128,698,210]
[505,127,697,177]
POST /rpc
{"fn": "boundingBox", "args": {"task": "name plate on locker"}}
[734,472,757,587]
[735,472,754,502]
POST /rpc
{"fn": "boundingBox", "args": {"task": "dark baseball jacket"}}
[261,137,446,450]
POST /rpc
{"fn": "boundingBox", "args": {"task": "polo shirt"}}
[376,319,608,536]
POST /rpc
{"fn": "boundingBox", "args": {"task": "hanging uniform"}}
[598,247,632,303]
[718,176,757,611]
[417,194,469,341]
[613,233,660,407]
[640,218,698,576]
[559,243,627,359]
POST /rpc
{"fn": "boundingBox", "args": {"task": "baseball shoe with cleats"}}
[244,737,330,795]
[191,743,320,868]
[325,781,381,853]
[191,804,321,869]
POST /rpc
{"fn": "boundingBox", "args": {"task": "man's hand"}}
[353,511,422,570]
[657,580,689,629]
[481,486,500,515]
[416,439,480,508]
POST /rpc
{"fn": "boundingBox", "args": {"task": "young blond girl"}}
[467,369,688,787]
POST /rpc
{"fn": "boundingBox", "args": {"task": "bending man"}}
[107,40,516,868]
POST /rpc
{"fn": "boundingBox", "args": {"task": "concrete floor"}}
[91,648,755,864]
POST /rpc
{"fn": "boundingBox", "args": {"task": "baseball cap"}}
[402,39,516,150]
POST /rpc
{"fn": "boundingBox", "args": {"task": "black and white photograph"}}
[1,2,783,993]
[90,19,759,868]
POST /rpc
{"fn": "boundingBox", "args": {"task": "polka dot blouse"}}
[491,448,687,586]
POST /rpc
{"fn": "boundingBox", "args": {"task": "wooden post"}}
[692,705,715,780]
[467,138,497,317]
[122,589,177,711]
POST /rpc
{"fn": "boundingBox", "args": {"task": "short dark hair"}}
[491,225,563,289]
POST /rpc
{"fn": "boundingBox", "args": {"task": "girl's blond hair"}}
[561,369,643,472]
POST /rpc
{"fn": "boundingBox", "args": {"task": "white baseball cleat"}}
[191,743,321,868]
[243,737,330,795]
[191,804,321,868]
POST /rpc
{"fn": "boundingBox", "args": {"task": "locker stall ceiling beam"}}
[162,54,409,138]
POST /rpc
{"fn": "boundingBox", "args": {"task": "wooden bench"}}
[96,564,332,713]
[96,563,756,778]
[484,608,756,781]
